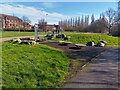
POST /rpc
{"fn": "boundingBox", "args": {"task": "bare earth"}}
[62,47,119,88]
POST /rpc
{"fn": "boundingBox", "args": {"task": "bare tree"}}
[91,14,95,23]
[110,1,120,36]
[118,1,120,21]
[22,16,31,31]
[113,1,120,23]
[105,8,116,34]
[58,15,90,32]
[38,18,47,31]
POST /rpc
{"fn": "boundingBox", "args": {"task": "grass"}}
[0,31,46,38]
[55,32,119,46]
[2,42,69,88]
[1,31,119,46]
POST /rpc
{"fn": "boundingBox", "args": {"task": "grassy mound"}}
[58,33,119,46]
[2,43,69,88]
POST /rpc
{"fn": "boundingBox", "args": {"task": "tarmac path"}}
[63,47,119,89]
[0,35,45,43]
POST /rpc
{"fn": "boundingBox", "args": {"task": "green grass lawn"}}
[1,31,119,46]
[0,31,46,38]
[2,42,69,88]
[56,32,119,46]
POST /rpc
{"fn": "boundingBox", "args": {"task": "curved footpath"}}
[62,47,119,88]
[0,35,45,43]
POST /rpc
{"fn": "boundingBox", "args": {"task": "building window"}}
[0,17,2,22]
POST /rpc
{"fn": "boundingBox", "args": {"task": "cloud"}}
[42,2,55,8]
[0,3,69,25]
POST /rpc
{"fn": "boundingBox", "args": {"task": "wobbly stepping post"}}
[34,24,38,41]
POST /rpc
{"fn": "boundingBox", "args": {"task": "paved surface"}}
[63,48,119,88]
[0,35,45,43]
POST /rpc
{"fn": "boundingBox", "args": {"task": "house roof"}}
[0,14,22,21]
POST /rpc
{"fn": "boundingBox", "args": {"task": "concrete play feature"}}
[59,41,72,46]
[11,37,46,45]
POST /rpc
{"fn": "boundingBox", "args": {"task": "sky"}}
[0,2,118,25]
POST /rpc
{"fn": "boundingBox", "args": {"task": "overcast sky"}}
[0,2,118,25]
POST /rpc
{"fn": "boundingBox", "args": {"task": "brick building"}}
[0,14,32,30]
